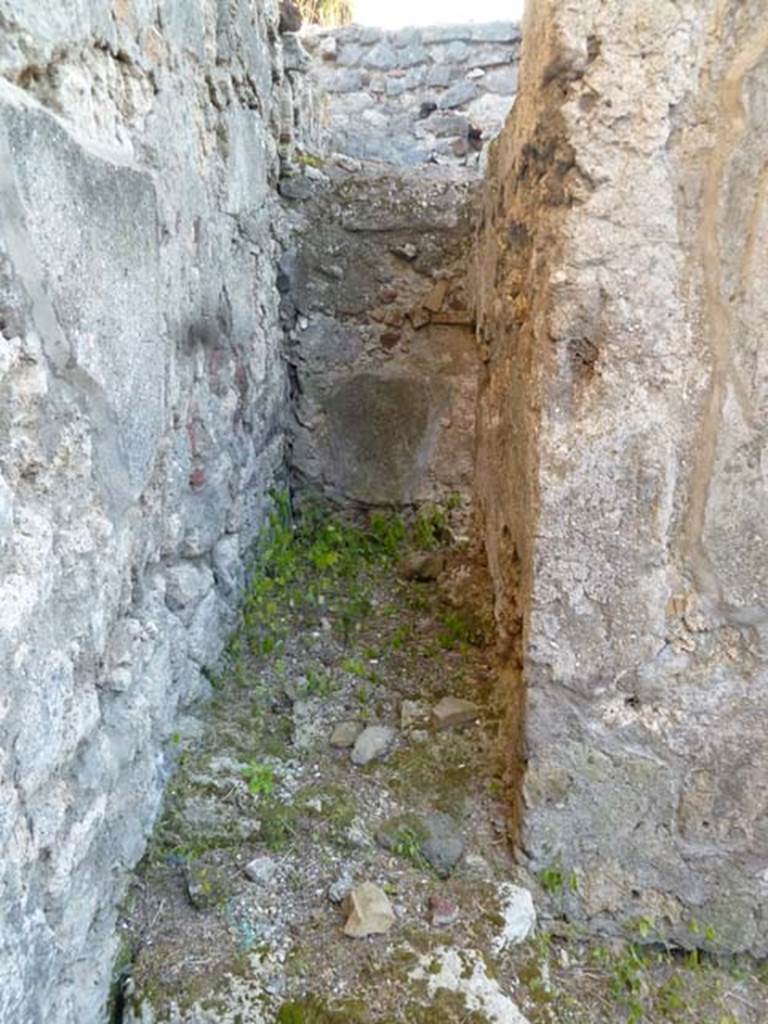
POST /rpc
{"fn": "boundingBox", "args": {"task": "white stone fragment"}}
[492,883,536,952]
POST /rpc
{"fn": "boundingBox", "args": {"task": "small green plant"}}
[296,151,324,169]
[390,623,415,650]
[412,505,449,549]
[341,656,367,679]
[538,860,565,895]
[609,943,650,1023]
[391,826,429,869]
[304,665,337,697]
[438,609,485,650]
[627,915,655,941]
[259,797,298,852]
[242,761,275,796]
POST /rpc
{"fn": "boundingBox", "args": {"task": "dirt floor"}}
[116,499,768,1024]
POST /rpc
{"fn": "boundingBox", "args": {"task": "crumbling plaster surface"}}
[475,0,768,953]
[0,3,318,1021]
[281,160,479,509]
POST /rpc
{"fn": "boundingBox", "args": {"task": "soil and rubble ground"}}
[118,496,768,1024]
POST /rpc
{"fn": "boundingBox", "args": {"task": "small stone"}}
[397,44,430,68]
[398,551,446,581]
[467,45,514,68]
[492,884,537,951]
[471,21,521,43]
[279,0,302,33]
[432,696,480,730]
[410,306,431,329]
[438,80,480,110]
[328,870,353,903]
[378,812,464,878]
[336,43,363,66]
[330,720,362,749]
[326,68,364,93]
[426,65,453,88]
[278,175,313,201]
[350,725,396,766]
[483,66,519,95]
[165,563,214,623]
[421,812,464,878]
[422,279,450,312]
[392,242,418,261]
[244,855,279,885]
[343,882,395,937]
[319,35,337,60]
[366,41,398,71]
[429,894,459,927]
[466,67,485,80]
[282,33,310,72]
[333,153,362,173]
[184,853,232,910]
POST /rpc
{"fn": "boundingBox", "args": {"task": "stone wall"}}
[303,22,520,166]
[280,157,479,508]
[475,0,768,954]
[0,3,317,1022]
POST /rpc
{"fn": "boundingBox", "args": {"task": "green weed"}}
[242,762,275,796]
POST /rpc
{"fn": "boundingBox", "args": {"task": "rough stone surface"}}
[432,696,481,730]
[0,3,320,1022]
[474,0,768,954]
[492,884,536,951]
[350,725,396,766]
[283,161,480,509]
[329,720,362,749]
[398,550,447,582]
[303,22,519,166]
[421,812,465,878]
[343,882,396,937]
[244,856,280,886]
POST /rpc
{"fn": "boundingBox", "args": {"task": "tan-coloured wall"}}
[475,0,768,953]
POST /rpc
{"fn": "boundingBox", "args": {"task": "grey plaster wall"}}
[0,3,317,1022]
[475,0,768,955]
[303,21,520,166]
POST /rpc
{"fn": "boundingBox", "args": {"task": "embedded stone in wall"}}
[474,0,768,955]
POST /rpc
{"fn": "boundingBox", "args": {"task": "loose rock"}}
[377,811,464,878]
[421,812,464,878]
[184,853,232,911]
[492,884,536,951]
[398,550,446,581]
[350,725,396,766]
[244,855,279,885]
[343,882,396,937]
[429,894,459,927]
[329,720,362,749]
[432,695,480,729]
